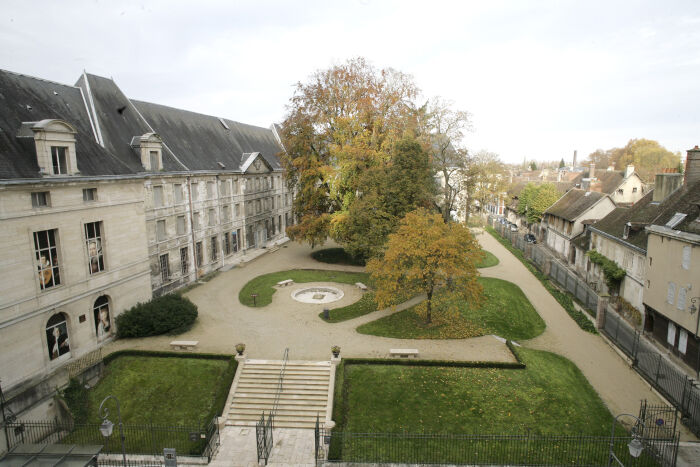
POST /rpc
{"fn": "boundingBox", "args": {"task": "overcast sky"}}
[2,0,699,164]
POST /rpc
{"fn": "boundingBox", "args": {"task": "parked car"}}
[524,233,537,244]
[509,223,518,232]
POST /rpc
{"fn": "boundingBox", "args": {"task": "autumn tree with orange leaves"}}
[367,209,484,324]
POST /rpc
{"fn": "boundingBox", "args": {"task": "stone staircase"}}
[226,359,331,429]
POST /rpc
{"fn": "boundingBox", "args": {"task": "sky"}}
[1,0,699,164]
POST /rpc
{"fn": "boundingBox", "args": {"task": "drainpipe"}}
[186,176,198,280]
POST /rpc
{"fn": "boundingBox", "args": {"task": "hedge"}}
[586,250,626,289]
[115,294,198,338]
[486,226,597,334]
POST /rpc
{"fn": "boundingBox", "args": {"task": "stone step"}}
[226,419,318,429]
[234,387,328,396]
[231,398,327,408]
[233,393,328,401]
[230,407,326,417]
[244,360,330,367]
[236,380,329,388]
[239,370,331,378]
[227,413,322,423]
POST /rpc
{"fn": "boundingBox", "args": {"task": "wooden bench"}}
[277,279,294,287]
[390,348,419,358]
[355,282,368,291]
[170,340,199,350]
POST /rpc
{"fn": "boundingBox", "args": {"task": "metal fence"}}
[549,260,599,314]
[314,429,679,466]
[4,418,220,461]
[603,312,700,437]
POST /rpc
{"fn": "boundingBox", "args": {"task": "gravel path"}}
[474,229,697,441]
[104,240,514,363]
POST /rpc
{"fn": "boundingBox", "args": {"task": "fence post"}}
[655,354,663,385]
[680,376,689,415]
[596,295,608,330]
[632,332,639,366]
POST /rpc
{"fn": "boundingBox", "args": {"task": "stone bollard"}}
[596,295,609,330]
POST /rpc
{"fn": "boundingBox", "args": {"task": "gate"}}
[638,401,679,467]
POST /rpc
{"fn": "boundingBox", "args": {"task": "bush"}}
[116,294,198,338]
[62,378,89,423]
[311,248,366,266]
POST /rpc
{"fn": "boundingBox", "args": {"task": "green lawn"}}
[239,269,370,307]
[311,247,366,266]
[476,250,499,268]
[329,349,642,464]
[356,277,545,340]
[319,292,378,322]
[63,353,236,455]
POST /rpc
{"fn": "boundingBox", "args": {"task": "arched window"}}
[93,296,111,340]
[46,313,70,360]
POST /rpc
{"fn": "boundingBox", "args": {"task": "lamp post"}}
[98,395,127,467]
[608,413,645,466]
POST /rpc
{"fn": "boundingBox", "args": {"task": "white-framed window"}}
[224,232,231,255]
[221,180,229,197]
[149,151,160,171]
[31,191,50,208]
[235,204,240,218]
[156,220,166,241]
[682,246,691,270]
[84,221,105,274]
[208,208,216,226]
[211,235,218,261]
[232,179,238,194]
[207,181,215,199]
[222,205,230,222]
[667,322,676,346]
[153,185,164,207]
[193,212,200,229]
[34,229,61,290]
[666,282,676,304]
[677,287,687,311]
[51,146,68,174]
[195,241,203,266]
[94,295,111,340]
[232,230,240,252]
[83,188,97,202]
[679,329,688,354]
[46,313,70,360]
[174,184,184,204]
[159,254,170,281]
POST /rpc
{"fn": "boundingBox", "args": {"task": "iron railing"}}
[315,429,679,466]
[4,418,219,461]
[256,347,289,465]
[272,348,289,417]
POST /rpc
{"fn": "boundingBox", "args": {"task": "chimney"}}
[625,164,634,178]
[589,162,595,179]
[573,150,577,168]
[653,173,683,202]
[557,170,562,182]
[685,145,700,186]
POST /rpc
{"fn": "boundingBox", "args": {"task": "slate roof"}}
[0,69,132,179]
[544,188,608,221]
[590,180,700,250]
[572,169,624,193]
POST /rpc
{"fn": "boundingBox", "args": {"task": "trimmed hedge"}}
[486,226,597,334]
[587,250,625,289]
[311,247,366,266]
[115,294,198,338]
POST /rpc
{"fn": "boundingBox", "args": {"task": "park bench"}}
[170,340,199,350]
[390,348,419,358]
[277,279,294,287]
[355,282,368,291]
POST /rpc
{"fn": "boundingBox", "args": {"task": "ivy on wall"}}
[586,250,626,290]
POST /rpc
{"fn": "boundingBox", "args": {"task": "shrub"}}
[62,378,89,423]
[311,248,366,266]
[586,250,626,290]
[115,294,198,338]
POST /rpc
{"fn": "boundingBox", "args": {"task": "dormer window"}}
[130,133,163,171]
[21,119,79,176]
[623,222,631,239]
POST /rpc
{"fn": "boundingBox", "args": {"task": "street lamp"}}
[608,413,645,466]
[99,395,127,467]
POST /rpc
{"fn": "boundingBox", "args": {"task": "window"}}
[94,296,111,340]
[235,204,241,218]
[256,199,261,214]
[632,187,638,193]
[192,183,199,201]
[156,220,166,241]
[666,282,676,304]
[222,205,230,222]
[617,189,623,195]
[232,230,240,252]
[232,179,238,194]
[176,215,186,236]
[677,287,687,311]
[46,313,70,360]
[51,146,68,174]
[149,151,159,171]
[224,232,231,255]
[174,184,184,204]
[682,246,691,270]
[34,229,61,290]
[193,212,200,229]
[31,191,50,208]
[159,254,170,281]
[82,188,97,202]
[208,208,216,226]
[666,212,687,229]
[153,186,164,207]
[667,322,676,346]
[84,221,105,274]
[207,181,215,198]
[210,236,218,261]
[279,215,282,232]
[221,180,229,196]
[196,241,203,267]
[180,247,189,275]
[679,329,688,354]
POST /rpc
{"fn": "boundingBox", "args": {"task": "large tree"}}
[470,151,508,217]
[584,139,680,181]
[367,209,483,324]
[515,182,562,223]
[280,58,423,250]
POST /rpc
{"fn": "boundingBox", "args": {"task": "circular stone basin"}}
[292,286,345,304]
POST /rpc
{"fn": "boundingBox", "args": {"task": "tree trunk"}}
[426,286,433,324]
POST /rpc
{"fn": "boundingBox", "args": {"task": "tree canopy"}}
[516,182,562,223]
[584,139,680,181]
[367,209,483,324]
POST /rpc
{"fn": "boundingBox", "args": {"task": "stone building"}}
[0,68,291,427]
